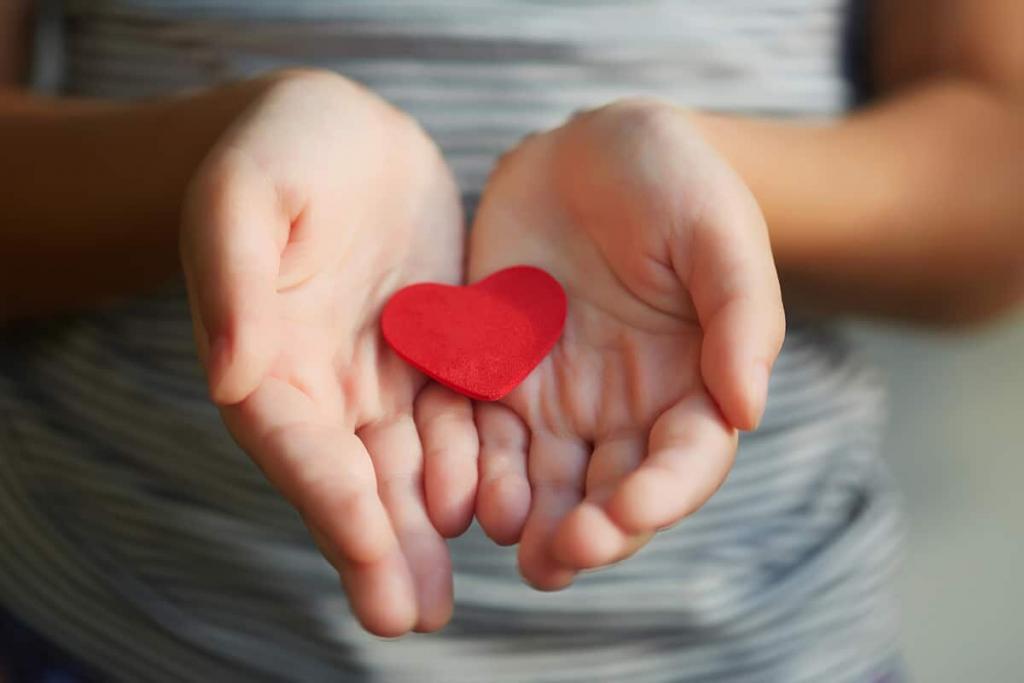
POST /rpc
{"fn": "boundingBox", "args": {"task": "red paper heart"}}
[381,265,567,401]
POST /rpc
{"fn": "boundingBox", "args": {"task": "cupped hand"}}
[180,71,478,635]
[468,99,785,589]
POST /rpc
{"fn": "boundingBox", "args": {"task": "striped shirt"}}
[0,1,904,681]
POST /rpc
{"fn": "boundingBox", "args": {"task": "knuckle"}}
[477,408,529,450]
[375,462,417,489]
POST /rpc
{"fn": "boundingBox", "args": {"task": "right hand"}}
[180,71,478,636]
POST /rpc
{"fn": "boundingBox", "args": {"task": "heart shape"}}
[381,265,567,401]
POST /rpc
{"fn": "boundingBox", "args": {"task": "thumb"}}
[677,171,786,431]
[181,153,284,405]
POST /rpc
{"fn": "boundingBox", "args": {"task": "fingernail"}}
[750,360,771,429]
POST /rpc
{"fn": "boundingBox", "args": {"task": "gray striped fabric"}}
[1,1,903,681]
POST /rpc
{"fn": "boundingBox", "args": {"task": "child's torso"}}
[0,2,902,681]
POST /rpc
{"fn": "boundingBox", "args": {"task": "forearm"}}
[691,78,1024,325]
[0,74,279,320]
[0,0,32,86]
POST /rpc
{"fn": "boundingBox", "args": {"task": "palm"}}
[228,222,466,636]
[469,101,785,589]
[182,73,478,635]
[518,302,703,445]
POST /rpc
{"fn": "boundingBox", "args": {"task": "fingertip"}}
[412,578,454,633]
[606,468,684,534]
[698,356,739,433]
[424,453,478,540]
[424,444,477,538]
[361,617,415,640]
[746,358,772,431]
[712,357,772,432]
[712,381,758,433]
[413,608,452,634]
[355,605,417,639]
[688,209,785,426]
[517,540,577,592]
[413,591,453,633]
[341,551,419,638]
[521,572,575,592]
[427,489,475,539]
[514,434,588,592]
[700,328,775,432]
[476,474,531,545]
[608,396,736,535]
[473,402,531,545]
[551,502,627,569]
[408,536,454,633]
[417,385,480,538]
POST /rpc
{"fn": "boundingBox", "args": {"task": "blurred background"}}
[848,314,1024,681]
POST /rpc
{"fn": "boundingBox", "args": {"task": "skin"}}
[1,0,1022,635]
[0,0,30,85]
[0,76,280,319]
[179,72,480,636]
[690,0,1024,325]
[468,101,784,588]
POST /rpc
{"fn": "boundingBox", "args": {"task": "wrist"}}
[684,110,873,312]
[687,111,832,265]
[0,69,317,318]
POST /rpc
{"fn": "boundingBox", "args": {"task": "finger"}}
[554,502,654,570]
[607,393,737,534]
[225,378,399,567]
[227,378,416,635]
[310,528,417,638]
[517,432,589,591]
[340,548,421,638]
[675,174,785,430]
[552,435,648,568]
[583,434,646,501]
[359,415,453,633]
[181,151,287,405]
[474,403,531,546]
[415,384,479,538]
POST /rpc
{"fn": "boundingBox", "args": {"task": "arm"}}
[0,77,278,320]
[690,0,1024,326]
[0,4,296,321]
[0,0,32,86]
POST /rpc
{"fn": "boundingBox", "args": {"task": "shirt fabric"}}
[0,1,904,681]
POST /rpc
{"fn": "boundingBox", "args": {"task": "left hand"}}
[468,99,786,589]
